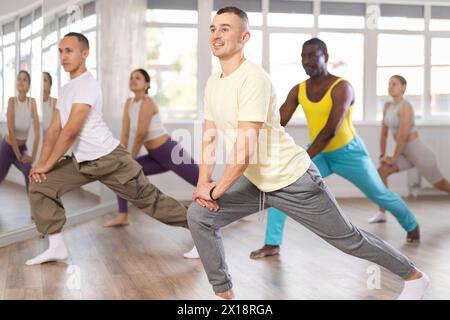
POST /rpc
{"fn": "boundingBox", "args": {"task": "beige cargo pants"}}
[29,144,188,234]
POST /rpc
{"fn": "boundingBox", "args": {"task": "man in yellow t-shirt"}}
[187,7,427,300]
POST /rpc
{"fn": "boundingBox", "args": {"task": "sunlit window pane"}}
[377,34,424,66]
[431,38,450,65]
[3,32,16,46]
[320,32,364,121]
[378,17,424,31]
[268,13,314,28]
[32,16,43,34]
[146,9,198,24]
[147,28,198,119]
[269,33,310,119]
[319,15,364,29]
[431,67,450,116]
[83,14,96,30]
[430,19,450,31]
[20,14,32,39]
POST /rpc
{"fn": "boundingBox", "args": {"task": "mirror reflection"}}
[0,1,100,236]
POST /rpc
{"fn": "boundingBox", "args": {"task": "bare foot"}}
[215,289,234,299]
[406,225,420,243]
[250,245,280,259]
[103,214,129,227]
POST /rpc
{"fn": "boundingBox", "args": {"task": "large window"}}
[142,1,450,122]
[2,0,450,123]
[146,0,198,120]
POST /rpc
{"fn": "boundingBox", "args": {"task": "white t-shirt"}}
[57,71,119,162]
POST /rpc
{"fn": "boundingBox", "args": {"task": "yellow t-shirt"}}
[204,60,311,192]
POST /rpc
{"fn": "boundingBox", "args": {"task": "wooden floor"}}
[0,195,449,300]
[0,181,100,233]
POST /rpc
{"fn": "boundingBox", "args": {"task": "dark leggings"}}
[117,139,199,212]
[0,138,31,191]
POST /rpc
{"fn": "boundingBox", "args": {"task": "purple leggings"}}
[117,139,199,213]
[0,138,31,191]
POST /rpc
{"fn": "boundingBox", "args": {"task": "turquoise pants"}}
[265,135,417,246]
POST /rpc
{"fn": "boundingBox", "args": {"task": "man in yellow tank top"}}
[251,38,420,260]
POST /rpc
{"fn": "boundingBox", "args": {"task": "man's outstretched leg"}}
[268,164,429,299]
[27,157,93,265]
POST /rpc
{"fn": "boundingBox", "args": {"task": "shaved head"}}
[64,32,89,50]
[216,6,249,32]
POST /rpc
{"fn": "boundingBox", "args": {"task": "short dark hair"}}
[391,75,407,87]
[216,6,249,27]
[43,71,52,87]
[303,38,328,55]
[64,32,89,49]
[132,69,151,94]
[18,70,31,85]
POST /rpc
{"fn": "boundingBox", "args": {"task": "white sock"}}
[368,211,387,223]
[183,245,200,259]
[397,272,430,300]
[26,233,69,266]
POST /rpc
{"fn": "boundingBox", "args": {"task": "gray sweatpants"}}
[187,163,415,293]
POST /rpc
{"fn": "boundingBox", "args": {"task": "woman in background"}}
[0,70,40,193]
[369,75,450,228]
[103,69,199,258]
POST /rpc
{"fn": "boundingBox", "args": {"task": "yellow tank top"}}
[298,78,356,152]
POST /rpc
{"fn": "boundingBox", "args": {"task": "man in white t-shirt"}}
[26,33,190,265]
[186,7,428,300]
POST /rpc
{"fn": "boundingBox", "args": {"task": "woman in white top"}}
[104,69,199,246]
[369,75,450,224]
[42,72,57,134]
[0,70,40,192]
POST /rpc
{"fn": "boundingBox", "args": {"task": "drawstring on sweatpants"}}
[258,191,267,224]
